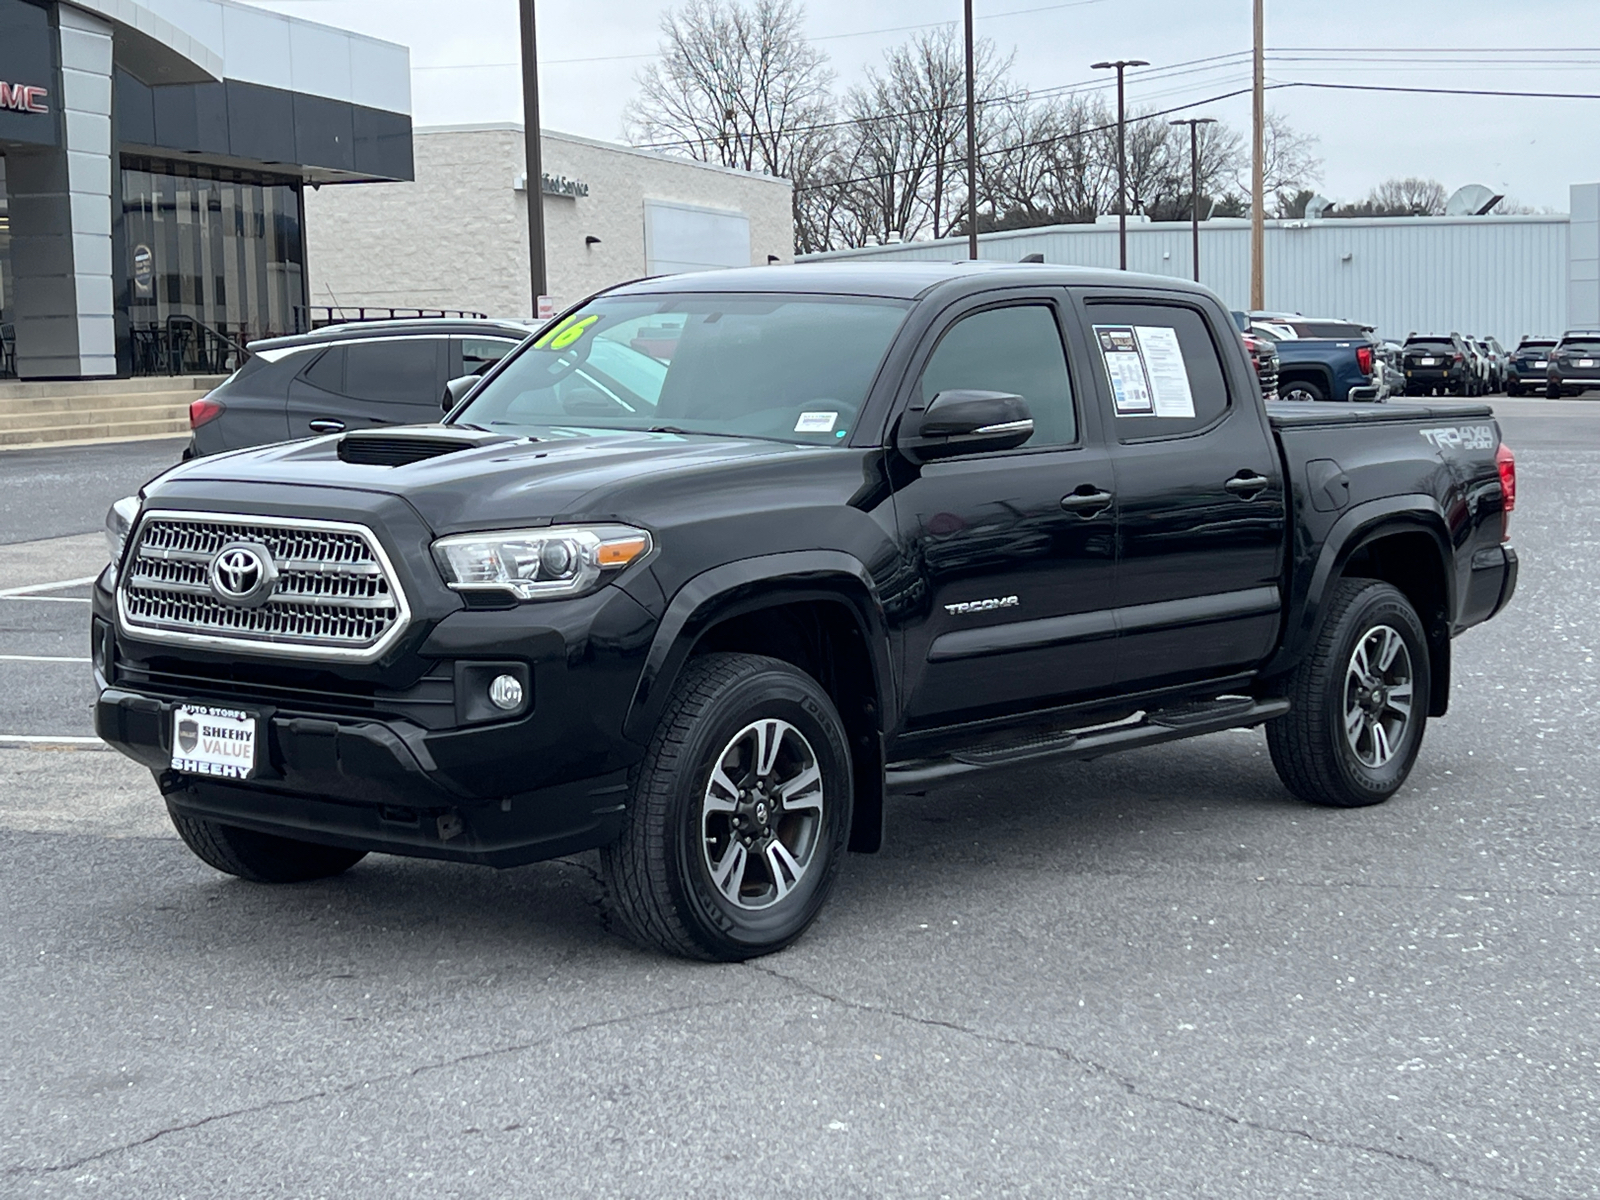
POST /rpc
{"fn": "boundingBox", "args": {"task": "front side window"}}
[453,295,911,445]
[460,336,523,376]
[918,304,1077,447]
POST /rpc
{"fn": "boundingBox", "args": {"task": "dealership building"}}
[0,0,413,381]
[302,123,796,322]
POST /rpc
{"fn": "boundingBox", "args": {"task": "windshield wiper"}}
[646,425,690,435]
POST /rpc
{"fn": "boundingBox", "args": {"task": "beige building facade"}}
[303,125,794,320]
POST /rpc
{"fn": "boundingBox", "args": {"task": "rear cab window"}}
[1082,301,1231,440]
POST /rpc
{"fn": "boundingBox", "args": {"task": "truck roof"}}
[613,261,1217,302]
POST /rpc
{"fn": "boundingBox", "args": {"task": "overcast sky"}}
[255,0,1597,212]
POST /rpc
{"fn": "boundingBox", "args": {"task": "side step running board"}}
[886,697,1290,791]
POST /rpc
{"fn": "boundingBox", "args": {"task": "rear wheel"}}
[1280,379,1326,403]
[600,653,853,961]
[1267,579,1430,808]
[168,808,367,882]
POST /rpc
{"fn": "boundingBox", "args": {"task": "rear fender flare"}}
[1267,495,1455,685]
[623,551,897,749]
[1278,363,1336,401]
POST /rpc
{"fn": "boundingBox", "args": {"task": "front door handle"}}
[308,419,347,434]
[1061,486,1114,517]
[1225,471,1269,499]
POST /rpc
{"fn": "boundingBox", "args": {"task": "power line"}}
[1276,80,1600,101]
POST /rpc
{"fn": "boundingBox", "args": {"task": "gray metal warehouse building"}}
[804,183,1600,347]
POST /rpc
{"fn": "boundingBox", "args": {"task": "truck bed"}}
[1266,400,1496,428]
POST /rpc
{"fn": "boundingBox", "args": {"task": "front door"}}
[1073,291,1287,690]
[891,293,1119,729]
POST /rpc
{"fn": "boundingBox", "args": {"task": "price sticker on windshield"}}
[795,411,839,433]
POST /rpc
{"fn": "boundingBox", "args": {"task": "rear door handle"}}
[1061,487,1114,517]
[1225,470,1269,499]
[308,419,346,434]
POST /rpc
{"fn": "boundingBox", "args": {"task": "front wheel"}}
[168,808,368,882]
[600,653,853,961]
[1267,579,1430,808]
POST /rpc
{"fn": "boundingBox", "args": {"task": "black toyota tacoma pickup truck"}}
[94,263,1519,961]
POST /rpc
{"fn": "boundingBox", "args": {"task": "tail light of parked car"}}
[190,396,225,428]
[1356,345,1373,375]
[1496,442,1516,542]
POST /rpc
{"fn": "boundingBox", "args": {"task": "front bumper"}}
[94,567,659,867]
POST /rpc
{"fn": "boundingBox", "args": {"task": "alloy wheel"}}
[1342,624,1415,769]
[700,718,825,910]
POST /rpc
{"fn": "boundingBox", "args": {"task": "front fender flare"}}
[622,550,898,748]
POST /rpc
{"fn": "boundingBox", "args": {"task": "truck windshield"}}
[452,294,911,446]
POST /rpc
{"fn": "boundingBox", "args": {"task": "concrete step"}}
[0,416,191,448]
[0,389,204,416]
[0,402,192,434]
[0,375,227,401]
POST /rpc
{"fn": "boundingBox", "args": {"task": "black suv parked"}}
[1547,330,1600,398]
[1402,334,1474,396]
[1505,337,1556,396]
[187,319,534,456]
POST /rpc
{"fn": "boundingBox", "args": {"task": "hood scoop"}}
[336,426,520,467]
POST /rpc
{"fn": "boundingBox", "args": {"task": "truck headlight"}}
[431,524,652,601]
[105,496,140,570]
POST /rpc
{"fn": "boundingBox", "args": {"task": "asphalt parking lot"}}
[2,403,1597,1198]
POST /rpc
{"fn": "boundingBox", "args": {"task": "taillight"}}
[1453,352,1464,363]
[1496,442,1516,541]
[189,396,225,428]
[1356,345,1373,375]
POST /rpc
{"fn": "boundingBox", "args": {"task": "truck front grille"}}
[117,511,411,661]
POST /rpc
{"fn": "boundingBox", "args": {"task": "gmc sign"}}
[0,82,49,114]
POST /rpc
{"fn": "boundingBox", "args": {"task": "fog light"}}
[488,673,524,711]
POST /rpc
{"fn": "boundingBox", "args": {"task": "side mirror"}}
[442,374,479,412]
[897,390,1033,462]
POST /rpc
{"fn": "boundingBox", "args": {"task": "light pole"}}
[963,0,979,261]
[1091,58,1148,270]
[519,0,548,313]
[1170,117,1216,283]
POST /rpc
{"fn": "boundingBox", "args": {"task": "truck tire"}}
[1280,378,1326,403]
[1266,579,1430,808]
[600,652,853,961]
[168,807,368,882]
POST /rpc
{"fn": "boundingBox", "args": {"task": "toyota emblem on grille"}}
[209,542,278,608]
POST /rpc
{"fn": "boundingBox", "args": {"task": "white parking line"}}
[0,575,101,598]
[0,655,91,663]
[0,596,92,604]
[0,734,107,746]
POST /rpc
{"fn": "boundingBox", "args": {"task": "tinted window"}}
[300,346,344,393]
[343,339,444,405]
[1405,339,1456,352]
[1086,302,1229,440]
[1516,341,1555,353]
[459,336,521,376]
[918,304,1076,447]
[1293,321,1368,339]
[1559,339,1600,354]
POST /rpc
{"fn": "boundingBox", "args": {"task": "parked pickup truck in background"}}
[95,263,1519,961]
[1237,313,1384,402]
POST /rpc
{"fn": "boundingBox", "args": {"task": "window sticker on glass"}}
[1093,323,1197,418]
[1094,325,1154,415]
[1133,325,1196,418]
[795,411,839,433]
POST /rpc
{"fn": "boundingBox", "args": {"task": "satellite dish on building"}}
[1305,194,1333,219]
[1445,184,1505,216]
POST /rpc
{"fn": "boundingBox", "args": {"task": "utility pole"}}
[963,0,979,261]
[1250,0,1265,310]
[519,0,549,314]
[1092,58,1148,270]
[1171,117,1216,283]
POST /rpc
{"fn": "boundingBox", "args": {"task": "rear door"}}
[285,336,449,438]
[1072,289,1287,690]
[890,290,1120,728]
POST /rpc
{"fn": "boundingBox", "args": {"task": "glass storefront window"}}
[121,158,305,374]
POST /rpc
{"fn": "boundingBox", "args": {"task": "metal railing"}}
[294,305,488,330]
[130,315,250,377]
[0,323,15,380]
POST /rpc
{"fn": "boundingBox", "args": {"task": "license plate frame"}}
[171,704,261,780]
[1418,357,1437,366]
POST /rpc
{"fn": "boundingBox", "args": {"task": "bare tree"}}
[625,0,837,242]
[1369,177,1448,216]
[1234,110,1322,217]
